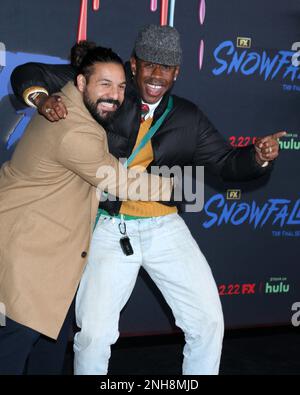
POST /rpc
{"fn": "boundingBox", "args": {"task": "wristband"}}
[23,86,49,108]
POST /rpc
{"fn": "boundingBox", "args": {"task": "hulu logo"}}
[279,139,300,151]
[265,281,290,294]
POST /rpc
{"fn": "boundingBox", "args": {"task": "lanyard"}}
[123,96,173,168]
[95,96,174,229]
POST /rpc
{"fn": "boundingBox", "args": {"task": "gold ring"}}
[45,108,51,113]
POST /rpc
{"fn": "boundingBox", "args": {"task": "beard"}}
[83,92,121,128]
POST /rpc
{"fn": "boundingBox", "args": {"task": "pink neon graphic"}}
[150,0,158,12]
[199,0,206,25]
[161,0,169,26]
[93,0,100,11]
[150,0,177,26]
[199,39,204,70]
[77,0,101,42]
[77,0,88,42]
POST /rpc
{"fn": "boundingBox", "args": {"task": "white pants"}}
[74,213,224,375]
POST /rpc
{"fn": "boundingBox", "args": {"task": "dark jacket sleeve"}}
[193,110,273,181]
[10,62,77,103]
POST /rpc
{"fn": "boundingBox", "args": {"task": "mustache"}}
[96,98,121,108]
[145,78,166,86]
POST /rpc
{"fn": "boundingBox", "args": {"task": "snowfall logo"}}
[77,0,179,43]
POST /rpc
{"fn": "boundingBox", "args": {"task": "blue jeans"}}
[74,213,224,375]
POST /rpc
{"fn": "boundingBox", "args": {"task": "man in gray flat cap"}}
[11,24,284,375]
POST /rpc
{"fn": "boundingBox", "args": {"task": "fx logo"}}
[0,42,6,73]
[291,302,300,327]
[237,37,251,49]
[226,189,241,200]
[0,302,6,327]
[242,284,256,294]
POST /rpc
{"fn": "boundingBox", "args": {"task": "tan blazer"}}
[0,82,172,339]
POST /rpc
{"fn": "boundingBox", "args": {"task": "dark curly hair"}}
[75,46,124,85]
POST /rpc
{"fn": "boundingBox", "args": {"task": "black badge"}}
[120,236,134,256]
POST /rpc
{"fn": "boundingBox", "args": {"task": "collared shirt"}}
[141,97,163,120]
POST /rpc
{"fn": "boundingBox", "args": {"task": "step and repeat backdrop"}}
[0,0,299,334]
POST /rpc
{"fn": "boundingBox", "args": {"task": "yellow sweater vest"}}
[120,117,177,217]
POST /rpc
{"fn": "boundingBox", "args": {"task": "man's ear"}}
[174,66,180,81]
[130,57,137,77]
[76,74,87,93]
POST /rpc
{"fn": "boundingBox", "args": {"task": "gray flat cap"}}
[134,24,182,66]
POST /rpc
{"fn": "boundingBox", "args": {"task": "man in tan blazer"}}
[0,47,172,374]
